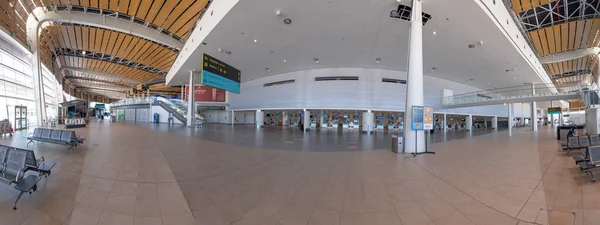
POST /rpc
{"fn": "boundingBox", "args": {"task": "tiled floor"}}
[0,120,596,225]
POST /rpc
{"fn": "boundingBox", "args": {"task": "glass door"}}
[15,106,27,130]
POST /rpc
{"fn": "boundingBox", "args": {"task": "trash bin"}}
[153,113,159,123]
[391,135,403,153]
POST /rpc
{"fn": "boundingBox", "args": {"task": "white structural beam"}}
[539,48,600,81]
[539,48,600,64]
[26,7,183,50]
[71,83,129,91]
[60,67,141,85]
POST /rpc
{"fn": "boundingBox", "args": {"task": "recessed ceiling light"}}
[266,68,270,72]
[314,58,319,63]
[254,39,257,43]
[82,51,86,54]
[376,58,381,63]
[283,59,287,62]
[433,31,436,35]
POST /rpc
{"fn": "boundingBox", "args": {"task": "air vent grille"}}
[315,76,359,81]
[382,78,407,84]
[264,79,295,87]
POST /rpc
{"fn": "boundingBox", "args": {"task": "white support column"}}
[186,71,195,127]
[303,110,311,132]
[231,110,235,126]
[492,116,498,129]
[403,0,425,153]
[319,110,324,129]
[443,113,447,133]
[256,110,264,129]
[532,84,538,131]
[282,111,288,126]
[30,32,47,127]
[508,103,513,137]
[181,86,185,100]
[466,115,473,132]
[362,110,374,134]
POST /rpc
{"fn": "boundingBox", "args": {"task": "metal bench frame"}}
[27,128,85,153]
[0,146,44,210]
[578,146,600,182]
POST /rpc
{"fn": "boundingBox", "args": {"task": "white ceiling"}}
[168,0,544,90]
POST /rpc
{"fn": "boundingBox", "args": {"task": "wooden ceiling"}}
[510,0,557,14]
[528,19,600,57]
[0,0,210,100]
[510,1,599,87]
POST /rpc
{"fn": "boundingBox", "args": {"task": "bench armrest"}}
[36,156,45,168]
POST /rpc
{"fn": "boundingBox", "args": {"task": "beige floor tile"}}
[456,200,493,224]
[340,211,402,225]
[40,195,75,222]
[307,209,340,225]
[69,203,103,225]
[79,188,110,209]
[433,210,476,225]
[274,204,313,225]
[105,193,136,215]
[161,212,195,225]
[112,181,138,196]
[21,209,62,225]
[98,211,135,225]
[397,207,432,225]
[135,195,161,217]
[159,193,192,215]
[134,216,162,225]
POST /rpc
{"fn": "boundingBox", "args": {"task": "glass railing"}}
[443,83,580,106]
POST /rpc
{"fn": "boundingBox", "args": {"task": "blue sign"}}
[412,106,424,130]
[201,70,241,94]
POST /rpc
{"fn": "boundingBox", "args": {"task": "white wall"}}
[230,68,521,117]
[151,105,184,124]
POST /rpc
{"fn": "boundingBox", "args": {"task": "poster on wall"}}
[411,106,424,130]
[423,107,434,130]
[184,85,226,102]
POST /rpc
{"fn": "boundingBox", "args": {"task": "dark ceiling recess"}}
[518,0,600,32]
[389,5,432,25]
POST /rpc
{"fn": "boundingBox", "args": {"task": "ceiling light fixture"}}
[254,39,257,43]
[81,51,86,54]
[284,18,292,25]
[283,59,287,62]
[276,10,282,16]
[433,31,436,35]
[314,58,319,64]
[266,68,271,72]
[376,58,381,63]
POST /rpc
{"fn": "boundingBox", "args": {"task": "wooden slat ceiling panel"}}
[511,0,557,14]
[2,0,212,99]
[62,56,162,82]
[528,19,600,57]
[44,25,176,72]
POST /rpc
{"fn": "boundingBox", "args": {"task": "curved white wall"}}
[229,68,532,117]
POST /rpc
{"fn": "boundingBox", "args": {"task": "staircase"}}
[579,83,600,107]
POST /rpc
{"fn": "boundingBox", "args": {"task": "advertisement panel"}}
[184,85,226,102]
[423,107,434,130]
[411,106,424,130]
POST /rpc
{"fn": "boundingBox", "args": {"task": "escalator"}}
[579,84,600,106]
[152,97,205,125]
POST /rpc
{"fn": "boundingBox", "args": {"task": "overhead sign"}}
[184,85,226,102]
[548,107,562,115]
[201,53,241,94]
[411,106,424,130]
[423,107,434,130]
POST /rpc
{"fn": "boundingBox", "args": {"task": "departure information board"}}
[201,53,241,94]
[548,107,562,115]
